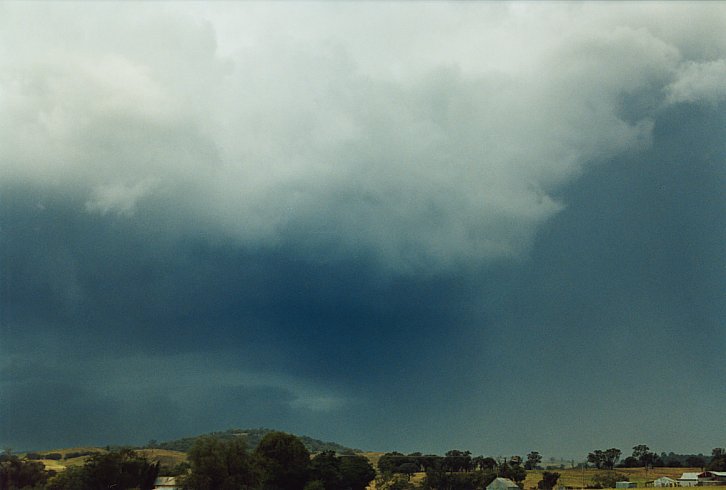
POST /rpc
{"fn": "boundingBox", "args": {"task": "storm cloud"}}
[1,2,725,455]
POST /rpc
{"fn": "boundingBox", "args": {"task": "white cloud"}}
[85,179,159,217]
[666,59,726,105]
[2,2,725,271]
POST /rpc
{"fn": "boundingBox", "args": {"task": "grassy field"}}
[22,447,188,472]
[523,467,703,488]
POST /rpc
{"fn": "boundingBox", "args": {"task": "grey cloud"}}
[4,3,725,272]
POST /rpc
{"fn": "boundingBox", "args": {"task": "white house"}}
[653,477,677,487]
[153,476,181,490]
[487,477,520,490]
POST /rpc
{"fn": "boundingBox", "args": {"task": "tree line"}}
[373,451,558,490]
[586,445,726,470]
[3,438,725,490]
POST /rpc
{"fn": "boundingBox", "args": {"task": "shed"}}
[487,477,520,490]
[653,477,677,487]
[615,482,636,488]
[678,473,699,487]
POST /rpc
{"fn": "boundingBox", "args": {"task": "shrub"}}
[591,472,629,489]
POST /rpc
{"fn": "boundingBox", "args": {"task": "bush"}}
[44,453,63,460]
[591,472,629,488]
[0,454,50,489]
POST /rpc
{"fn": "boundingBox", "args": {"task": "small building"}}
[487,477,521,490]
[653,477,677,487]
[697,472,726,485]
[678,473,699,487]
[616,482,636,488]
[153,476,181,490]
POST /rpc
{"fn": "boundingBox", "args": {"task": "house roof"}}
[699,472,726,478]
[680,473,699,480]
[488,477,520,488]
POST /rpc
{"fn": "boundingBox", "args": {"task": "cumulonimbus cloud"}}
[1,2,725,271]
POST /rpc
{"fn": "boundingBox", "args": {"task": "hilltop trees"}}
[183,436,257,489]
[180,433,374,490]
[254,432,311,490]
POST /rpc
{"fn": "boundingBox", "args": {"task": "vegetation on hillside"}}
[181,432,375,490]
[151,427,360,455]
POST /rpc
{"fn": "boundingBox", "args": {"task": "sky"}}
[1,2,725,458]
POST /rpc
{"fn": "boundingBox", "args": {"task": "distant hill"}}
[153,428,362,454]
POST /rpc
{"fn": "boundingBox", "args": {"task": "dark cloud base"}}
[2,101,725,454]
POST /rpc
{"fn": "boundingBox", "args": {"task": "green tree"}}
[443,450,472,472]
[378,452,404,475]
[339,454,376,490]
[499,462,526,486]
[619,456,639,468]
[588,451,605,469]
[538,471,560,490]
[254,431,310,490]
[632,445,656,467]
[183,436,257,490]
[309,451,343,490]
[475,457,498,471]
[398,463,419,481]
[603,449,621,470]
[526,452,543,470]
